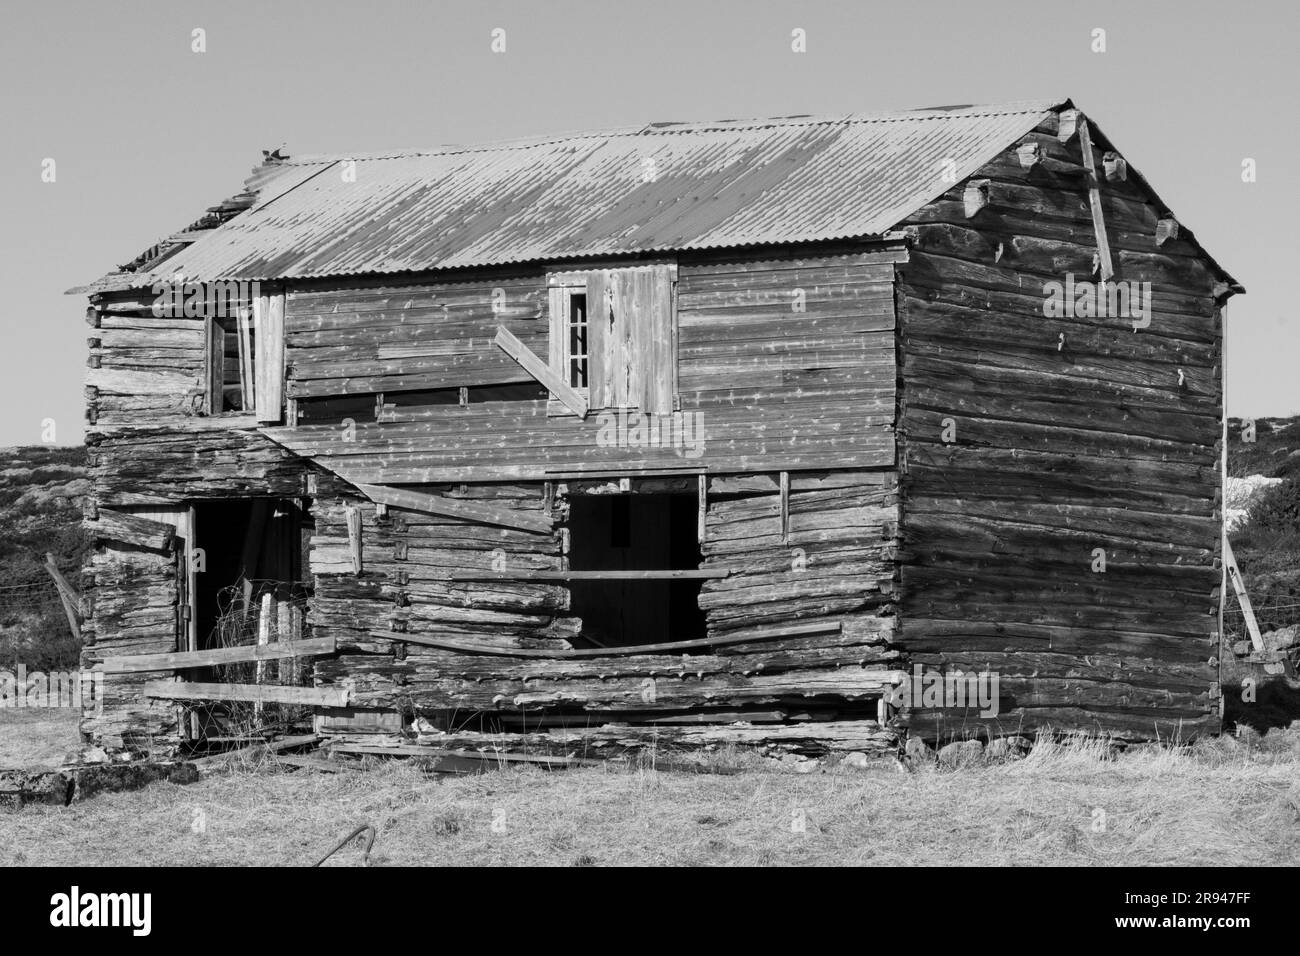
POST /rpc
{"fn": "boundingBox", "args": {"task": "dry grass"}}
[1,717,1298,867]
[0,708,80,770]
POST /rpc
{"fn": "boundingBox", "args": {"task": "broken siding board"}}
[143,682,349,707]
[97,637,337,674]
[89,508,177,551]
[356,483,554,535]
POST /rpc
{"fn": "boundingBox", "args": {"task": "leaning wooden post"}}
[43,552,81,643]
[1223,539,1265,654]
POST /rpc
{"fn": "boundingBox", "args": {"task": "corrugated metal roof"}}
[97,101,1067,287]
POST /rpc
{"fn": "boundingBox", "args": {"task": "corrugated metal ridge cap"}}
[279,98,1067,165]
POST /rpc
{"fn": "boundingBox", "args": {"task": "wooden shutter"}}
[587,270,611,409]
[254,292,286,423]
[606,265,674,414]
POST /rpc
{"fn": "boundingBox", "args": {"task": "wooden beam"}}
[42,553,81,643]
[447,569,728,581]
[493,325,588,418]
[779,470,791,545]
[697,473,707,546]
[1077,118,1114,281]
[89,508,176,551]
[1224,538,1265,654]
[369,620,841,658]
[344,504,363,574]
[1156,217,1179,246]
[1102,151,1127,181]
[144,682,349,707]
[962,180,989,218]
[1016,141,1041,169]
[1057,108,1081,142]
[97,637,337,674]
[356,483,553,535]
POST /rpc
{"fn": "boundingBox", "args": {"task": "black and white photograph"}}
[0,0,1294,929]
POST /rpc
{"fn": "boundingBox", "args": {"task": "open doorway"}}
[567,492,707,647]
[187,497,312,742]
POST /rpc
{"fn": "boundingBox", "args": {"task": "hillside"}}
[0,445,89,671]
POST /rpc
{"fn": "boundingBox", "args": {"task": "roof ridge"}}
[280,99,1065,165]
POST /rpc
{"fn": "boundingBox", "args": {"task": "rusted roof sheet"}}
[92,101,1067,289]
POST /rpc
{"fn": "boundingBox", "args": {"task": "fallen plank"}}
[97,636,336,674]
[356,482,553,535]
[144,682,349,707]
[370,620,841,658]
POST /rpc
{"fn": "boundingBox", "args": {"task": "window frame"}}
[545,262,678,417]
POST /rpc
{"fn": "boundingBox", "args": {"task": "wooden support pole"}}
[1077,118,1114,281]
[697,473,707,546]
[779,470,791,545]
[42,553,81,643]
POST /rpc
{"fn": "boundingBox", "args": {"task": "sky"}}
[1,0,1295,447]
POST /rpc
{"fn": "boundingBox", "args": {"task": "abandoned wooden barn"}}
[71,99,1242,757]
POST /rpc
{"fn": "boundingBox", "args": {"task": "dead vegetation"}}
[2,713,1297,867]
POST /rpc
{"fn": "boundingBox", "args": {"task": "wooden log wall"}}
[311,469,901,731]
[894,113,1226,740]
[77,523,182,750]
[265,248,902,480]
[81,291,309,752]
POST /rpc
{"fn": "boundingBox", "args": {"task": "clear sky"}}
[1,0,1295,447]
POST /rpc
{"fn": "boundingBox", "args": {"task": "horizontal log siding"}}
[312,470,901,724]
[86,291,209,422]
[271,250,901,481]
[79,540,181,750]
[895,120,1224,740]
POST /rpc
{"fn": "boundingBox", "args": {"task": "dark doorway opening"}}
[188,497,312,743]
[567,492,707,648]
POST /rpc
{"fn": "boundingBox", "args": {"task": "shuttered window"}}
[548,264,677,415]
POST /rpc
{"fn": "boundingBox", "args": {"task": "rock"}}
[904,736,934,763]
[780,753,819,773]
[937,739,985,768]
[841,751,871,770]
[985,736,1031,761]
[80,747,110,765]
[1264,625,1299,653]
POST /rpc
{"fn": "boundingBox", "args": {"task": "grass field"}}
[2,709,1298,867]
